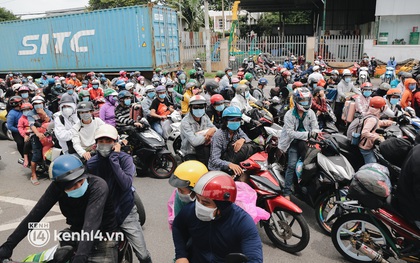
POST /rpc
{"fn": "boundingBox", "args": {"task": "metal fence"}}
[228,35,307,71]
[181,31,220,68]
[315,35,373,63]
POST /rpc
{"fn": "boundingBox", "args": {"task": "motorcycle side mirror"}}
[376,128,385,134]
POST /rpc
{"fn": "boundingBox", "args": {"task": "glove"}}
[0,246,13,261]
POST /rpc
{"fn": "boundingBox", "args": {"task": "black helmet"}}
[76,101,94,112]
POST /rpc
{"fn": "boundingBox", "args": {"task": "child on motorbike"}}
[17,103,33,168]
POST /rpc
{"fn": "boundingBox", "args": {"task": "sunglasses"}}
[192,105,205,109]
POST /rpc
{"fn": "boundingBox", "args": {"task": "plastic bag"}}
[234,182,270,223]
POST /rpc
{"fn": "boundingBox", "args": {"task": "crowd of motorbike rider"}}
[1,52,420,261]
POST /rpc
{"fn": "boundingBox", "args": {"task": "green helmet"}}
[162,70,169,75]
[189,69,197,78]
[155,67,162,73]
[104,88,118,97]
[216,71,224,78]
[78,90,90,101]
[244,72,253,81]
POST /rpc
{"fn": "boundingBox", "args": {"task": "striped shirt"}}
[115,104,134,131]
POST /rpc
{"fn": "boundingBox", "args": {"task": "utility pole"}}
[204,0,212,72]
[222,0,225,36]
[321,0,327,34]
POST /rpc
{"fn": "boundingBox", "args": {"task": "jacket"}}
[336,79,360,102]
[230,94,257,123]
[87,152,135,225]
[278,108,319,152]
[354,95,370,114]
[88,87,104,101]
[6,109,22,133]
[219,75,231,90]
[68,78,82,87]
[311,97,327,113]
[180,112,215,156]
[99,99,116,126]
[358,108,393,150]
[206,105,223,129]
[401,79,414,109]
[180,90,193,115]
[141,97,153,118]
[71,118,104,157]
[17,115,30,137]
[172,202,263,263]
[54,102,79,153]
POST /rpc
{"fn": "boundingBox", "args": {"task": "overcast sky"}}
[1,0,89,18]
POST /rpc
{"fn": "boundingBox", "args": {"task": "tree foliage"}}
[168,0,205,31]
[88,0,148,10]
[0,7,18,22]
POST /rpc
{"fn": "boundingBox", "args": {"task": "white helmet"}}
[145,85,155,93]
[27,76,33,80]
[189,95,206,105]
[342,69,351,76]
[12,84,22,91]
[94,124,118,141]
[359,71,368,79]
[125,82,134,91]
[314,61,320,65]
[32,95,45,104]
[312,65,320,71]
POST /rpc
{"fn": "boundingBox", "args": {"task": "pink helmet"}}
[18,86,30,92]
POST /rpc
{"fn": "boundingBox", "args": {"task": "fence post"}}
[306,37,315,62]
[219,38,229,70]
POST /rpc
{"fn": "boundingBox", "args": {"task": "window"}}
[218,19,223,29]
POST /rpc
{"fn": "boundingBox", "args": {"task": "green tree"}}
[167,0,205,31]
[0,7,18,22]
[88,0,148,10]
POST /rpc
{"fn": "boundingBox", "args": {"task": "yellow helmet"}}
[169,160,208,188]
[239,79,249,85]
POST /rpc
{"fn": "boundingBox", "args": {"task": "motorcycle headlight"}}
[255,160,268,171]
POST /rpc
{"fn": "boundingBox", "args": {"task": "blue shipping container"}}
[0,4,180,73]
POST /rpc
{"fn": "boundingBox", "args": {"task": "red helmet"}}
[210,94,224,105]
[292,81,304,89]
[9,96,23,107]
[281,70,291,77]
[18,86,30,92]
[70,73,76,77]
[193,171,237,202]
[87,72,95,77]
[361,82,373,90]
[119,70,126,76]
[318,55,322,59]
[369,96,386,109]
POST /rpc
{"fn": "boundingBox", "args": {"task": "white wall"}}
[376,0,420,16]
[378,15,420,43]
[364,39,420,62]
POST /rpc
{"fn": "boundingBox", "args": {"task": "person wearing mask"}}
[149,85,174,137]
[6,96,24,161]
[355,82,373,115]
[165,80,178,107]
[71,101,104,161]
[167,160,208,229]
[387,56,397,69]
[78,90,91,103]
[67,73,82,87]
[118,70,128,82]
[384,88,403,118]
[17,86,31,103]
[180,82,197,116]
[141,86,156,121]
[174,73,187,106]
[335,69,360,129]
[311,86,328,129]
[219,67,233,92]
[307,65,324,91]
[87,125,152,263]
[99,89,118,126]
[274,70,291,96]
[202,80,219,106]
[355,96,394,164]
[61,84,78,105]
[136,76,147,96]
[26,76,38,95]
[278,88,321,200]
[327,70,341,86]
[54,96,79,154]
[172,171,263,263]
[401,78,417,109]
[39,72,50,90]
[214,71,224,83]
[206,94,225,129]
[17,103,35,168]
[180,95,216,166]
[80,80,89,90]
[230,84,258,123]
[283,58,294,70]
[88,79,104,101]
[0,154,120,263]
[208,106,251,176]
[115,91,143,134]
[253,78,267,101]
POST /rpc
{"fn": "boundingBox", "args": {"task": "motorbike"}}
[239,150,310,253]
[164,111,182,158]
[0,101,13,140]
[356,67,370,85]
[242,101,274,142]
[381,67,396,84]
[351,62,360,78]
[410,63,420,79]
[254,65,265,80]
[120,118,177,179]
[193,65,205,86]
[331,198,420,263]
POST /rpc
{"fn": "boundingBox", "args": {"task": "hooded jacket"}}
[358,107,394,150]
[99,98,116,126]
[54,102,79,153]
[336,79,360,102]
[401,78,416,109]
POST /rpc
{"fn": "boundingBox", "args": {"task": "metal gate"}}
[315,35,373,63]
[181,31,220,68]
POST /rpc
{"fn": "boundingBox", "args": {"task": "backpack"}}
[346,115,378,146]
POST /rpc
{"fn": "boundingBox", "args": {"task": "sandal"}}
[31,177,40,185]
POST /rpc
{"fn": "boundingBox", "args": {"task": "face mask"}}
[192,108,205,118]
[215,104,225,112]
[180,79,186,84]
[66,179,89,198]
[233,84,238,89]
[62,107,73,117]
[158,94,166,99]
[300,100,310,106]
[227,121,241,131]
[177,189,195,203]
[22,110,31,116]
[390,98,399,105]
[147,92,155,99]
[140,81,144,85]
[168,88,174,92]
[82,84,87,88]
[363,91,372,97]
[28,80,33,83]
[56,85,61,88]
[227,72,233,77]
[21,93,29,99]
[195,200,217,221]
[34,104,43,110]
[192,89,199,95]
[80,112,92,121]
[345,78,351,83]
[124,99,131,106]
[245,91,250,99]
[93,85,99,89]
[68,90,74,95]
[409,84,416,91]
[97,143,113,158]
[313,83,317,89]
[82,97,90,102]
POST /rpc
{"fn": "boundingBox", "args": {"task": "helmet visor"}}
[169,174,190,188]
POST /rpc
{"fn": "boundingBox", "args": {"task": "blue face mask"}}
[215,104,225,112]
[34,104,43,110]
[159,94,166,99]
[300,100,310,106]
[147,92,155,99]
[82,97,90,102]
[68,90,74,95]
[21,93,29,99]
[124,99,131,106]
[82,84,87,88]
[245,91,250,99]
[345,78,351,83]
[66,179,89,198]
[192,108,205,118]
[232,84,238,89]
[93,85,99,89]
[228,72,233,77]
[390,98,399,105]
[313,83,317,89]
[363,91,372,97]
[180,79,186,84]
[409,84,416,91]
[227,121,241,131]
[56,85,61,88]
[22,110,31,116]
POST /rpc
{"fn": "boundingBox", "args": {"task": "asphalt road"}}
[0,75,383,263]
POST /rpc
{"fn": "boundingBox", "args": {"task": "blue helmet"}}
[50,155,85,183]
[222,106,242,118]
[258,78,268,85]
[156,85,166,92]
[116,79,126,88]
[118,90,132,99]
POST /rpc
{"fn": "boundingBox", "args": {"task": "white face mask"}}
[195,200,217,221]
[62,107,73,118]
[177,189,195,203]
